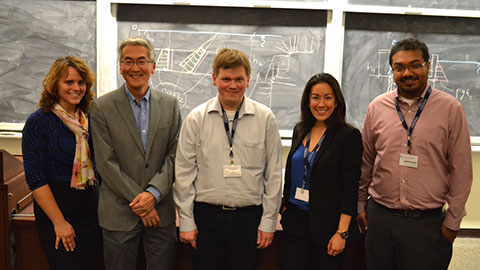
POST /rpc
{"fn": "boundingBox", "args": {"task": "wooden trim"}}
[458,229,480,238]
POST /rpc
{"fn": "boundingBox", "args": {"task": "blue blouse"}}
[288,143,316,211]
[22,109,95,191]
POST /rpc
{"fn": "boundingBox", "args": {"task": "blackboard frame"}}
[114,4,328,131]
[0,0,97,127]
[1,1,479,143]
[342,12,480,137]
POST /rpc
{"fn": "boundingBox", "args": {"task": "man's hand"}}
[357,212,368,235]
[140,208,161,228]
[441,224,457,244]
[130,192,156,216]
[179,230,198,250]
[257,230,274,249]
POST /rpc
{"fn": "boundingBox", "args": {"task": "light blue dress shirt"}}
[124,86,161,203]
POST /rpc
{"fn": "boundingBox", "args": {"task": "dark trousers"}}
[193,202,262,270]
[281,205,345,270]
[35,216,102,270]
[102,222,177,270]
[34,183,102,270]
[365,199,452,270]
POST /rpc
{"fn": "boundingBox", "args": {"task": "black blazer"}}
[282,123,363,244]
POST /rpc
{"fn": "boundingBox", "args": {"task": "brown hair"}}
[39,56,95,113]
[212,48,251,77]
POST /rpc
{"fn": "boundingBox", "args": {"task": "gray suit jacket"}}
[91,85,181,231]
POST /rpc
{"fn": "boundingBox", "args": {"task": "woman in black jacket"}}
[281,73,363,269]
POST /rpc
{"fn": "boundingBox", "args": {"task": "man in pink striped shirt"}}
[357,38,472,270]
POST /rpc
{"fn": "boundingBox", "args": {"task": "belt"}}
[374,200,443,218]
[220,205,237,211]
[195,202,259,211]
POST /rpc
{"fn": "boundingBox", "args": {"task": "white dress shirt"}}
[174,96,283,233]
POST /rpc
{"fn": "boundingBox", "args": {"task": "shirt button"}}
[402,179,406,183]
[142,130,146,133]
[408,110,411,113]
[141,112,145,115]
[402,196,405,200]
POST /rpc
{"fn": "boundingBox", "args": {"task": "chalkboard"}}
[348,0,480,10]
[342,13,480,136]
[270,0,325,1]
[0,0,96,124]
[117,5,326,130]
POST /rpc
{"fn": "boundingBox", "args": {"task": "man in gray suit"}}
[91,36,181,270]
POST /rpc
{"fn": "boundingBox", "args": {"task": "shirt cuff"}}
[357,200,367,214]
[146,186,162,204]
[443,211,462,231]
[179,217,197,232]
[258,216,277,233]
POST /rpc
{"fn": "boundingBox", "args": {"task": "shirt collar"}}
[207,96,255,117]
[394,83,430,104]
[124,85,151,104]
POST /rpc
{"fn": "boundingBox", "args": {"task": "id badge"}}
[399,153,418,168]
[294,187,309,202]
[223,165,242,178]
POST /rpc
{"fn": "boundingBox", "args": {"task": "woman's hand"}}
[32,186,76,252]
[327,233,346,256]
[54,220,76,252]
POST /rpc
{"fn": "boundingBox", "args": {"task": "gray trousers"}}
[365,199,452,270]
[102,221,177,270]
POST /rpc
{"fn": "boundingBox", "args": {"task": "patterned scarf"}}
[52,103,96,190]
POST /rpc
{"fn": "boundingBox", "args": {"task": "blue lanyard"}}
[221,100,243,165]
[394,86,432,154]
[302,131,326,189]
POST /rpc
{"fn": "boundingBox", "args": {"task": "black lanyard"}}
[302,131,326,189]
[394,86,432,154]
[221,100,243,165]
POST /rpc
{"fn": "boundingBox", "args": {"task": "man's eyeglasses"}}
[392,62,427,73]
[121,59,154,67]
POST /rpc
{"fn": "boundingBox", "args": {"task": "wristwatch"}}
[337,229,349,240]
